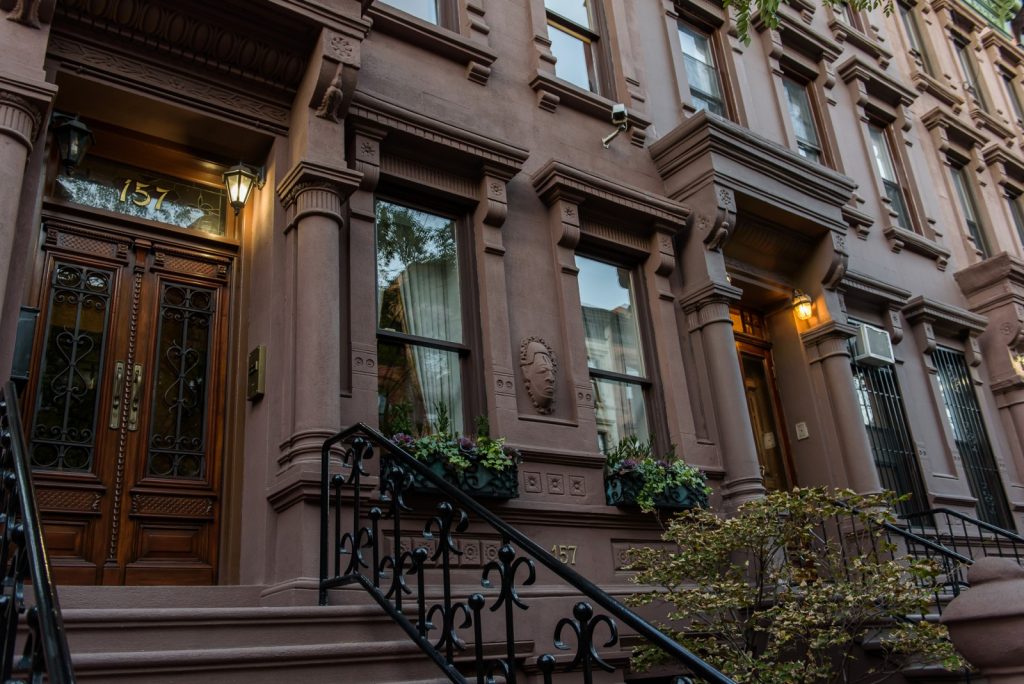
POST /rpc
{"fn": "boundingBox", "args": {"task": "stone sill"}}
[367,4,496,85]
[829,20,892,67]
[884,224,951,270]
[970,106,1016,140]
[913,71,965,110]
[529,71,650,146]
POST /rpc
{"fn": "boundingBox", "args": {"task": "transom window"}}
[782,77,822,163]
[546,0,602,92]
[677,23,725,116]
[868,124,914,232]
[576,256,650,452]
[375,199,467,435]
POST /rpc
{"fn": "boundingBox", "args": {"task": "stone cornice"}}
[954,252,1024,299]
[922,106,989,152]
[349,90,528,177]
[903,295,988,336]
[649,111,857,221]
[531,159,690,230]
[839,269,912,307]
[678,280,745,313]
[983,144,1024,189]
[838,55,918,108]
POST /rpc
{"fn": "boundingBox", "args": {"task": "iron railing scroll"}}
[319,423,735,684]
[0,382,75,683]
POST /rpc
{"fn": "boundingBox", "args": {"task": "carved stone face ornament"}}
[520,337,557,414]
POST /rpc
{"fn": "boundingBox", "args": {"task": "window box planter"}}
[604,470,707,511]
[405,452,519,500]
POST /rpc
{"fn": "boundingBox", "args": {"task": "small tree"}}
[627,488,965,684]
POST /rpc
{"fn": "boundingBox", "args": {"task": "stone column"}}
[683,284,765,509]
[276,161,362,465]
[0,90,43,352]
[801,321,882,495]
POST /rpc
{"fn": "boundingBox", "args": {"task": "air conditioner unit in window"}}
[854,323,895,366]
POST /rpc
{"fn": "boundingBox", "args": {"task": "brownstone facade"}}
[2,0,1024,676]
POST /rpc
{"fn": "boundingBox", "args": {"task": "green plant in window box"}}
[604,436,710,513]
[388,404,520,500]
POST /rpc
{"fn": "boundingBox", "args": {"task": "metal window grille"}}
[933,347,1015,530]
[850,352,930,518]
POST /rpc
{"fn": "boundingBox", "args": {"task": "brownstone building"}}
[2,0,1024,679]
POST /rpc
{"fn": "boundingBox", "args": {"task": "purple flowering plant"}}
[387,403,520,474]
[605,435,709,512]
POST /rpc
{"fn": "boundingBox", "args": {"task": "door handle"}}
[127,363,143,431]
[109,361,126,429]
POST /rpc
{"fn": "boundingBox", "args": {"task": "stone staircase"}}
[57,586,446,683]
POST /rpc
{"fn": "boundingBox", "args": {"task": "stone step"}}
[62,604,402,654]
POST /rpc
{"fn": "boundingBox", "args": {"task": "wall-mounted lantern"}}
[51,113,94,173]
[223,163,265,214]
[792,289,814,321]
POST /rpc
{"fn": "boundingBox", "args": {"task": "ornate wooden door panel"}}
[25,219,230,585]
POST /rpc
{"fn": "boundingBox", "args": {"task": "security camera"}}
[611,103,629,126]
[603,104,631,148]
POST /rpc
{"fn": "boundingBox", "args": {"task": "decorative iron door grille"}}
[850,355,930,518]
[933,347,1014,530]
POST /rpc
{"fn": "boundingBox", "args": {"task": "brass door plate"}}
[247,345,266,401]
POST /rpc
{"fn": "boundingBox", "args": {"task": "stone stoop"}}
[53,586,446,683]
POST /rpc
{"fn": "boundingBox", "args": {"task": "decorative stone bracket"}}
[704,185,736,252]
[1,0,54,28]
[312,30,363,123]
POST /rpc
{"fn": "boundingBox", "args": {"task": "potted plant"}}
[388,404,520,500]
[603,436,709,513]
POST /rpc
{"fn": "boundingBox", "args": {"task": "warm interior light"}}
[223,163,262,214]
[792,289,813,321]
[52,114,94,173]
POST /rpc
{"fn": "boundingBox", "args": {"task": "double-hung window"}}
[1002,69,1024,124]
[1008,193,1024,247]
[868,124,914,231]
[677,23,725,117]
[546,0,603,93]
[576,256,650,452]
[782,77,823,163]
[950,165,991,258]
[898,2,935,76]
[375,199,468,434]
[954,38,989,111]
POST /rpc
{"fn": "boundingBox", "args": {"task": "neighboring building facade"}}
[1,0,1024,652]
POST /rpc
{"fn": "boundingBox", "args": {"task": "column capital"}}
[679,280,743,316]
[277,160,362,230]
[0,76,56,151]
[801,320,859,361]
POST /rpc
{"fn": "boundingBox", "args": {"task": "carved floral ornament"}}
[520,337,558,414]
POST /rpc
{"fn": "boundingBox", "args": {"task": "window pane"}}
[693,93,725,116]
[384,0,438,23]
[378,339,463,435]
[868,125,898,183]
[545,0,591,28]
[678,24,714,66]
[883,180,913,230]
[577,256,645,377]
[955,41,989,110]
[683,55,722,100]
[1009,196,1024,245]
[950,166,990,256]
[376,200,462,344]
[593,377,649,453]
[1004,73,1024,121]
[548,23,594,91]
[782,78,821,154]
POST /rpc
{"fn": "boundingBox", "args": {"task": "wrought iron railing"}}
[902,507,1024,570]
[319,423,735,684]
[0,381,75,683]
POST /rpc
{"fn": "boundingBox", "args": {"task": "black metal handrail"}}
[902,507,1024,567]
[319,423,735,684]
[0,382,75,683]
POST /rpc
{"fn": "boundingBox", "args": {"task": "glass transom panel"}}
[576,256,645,377]
[375,200,462,344]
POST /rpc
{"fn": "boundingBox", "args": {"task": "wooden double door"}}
[23,216,232,585]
